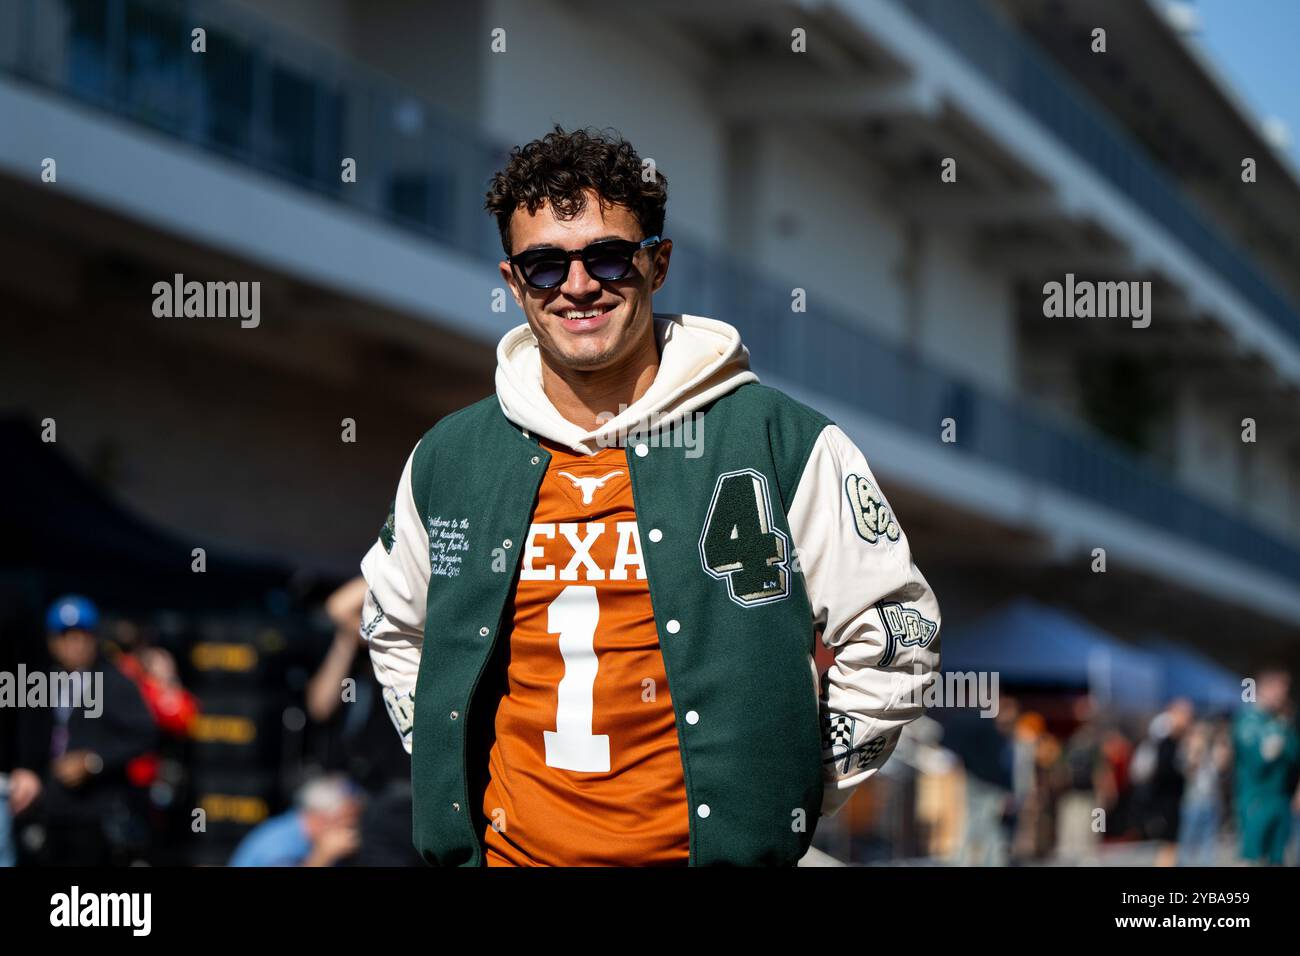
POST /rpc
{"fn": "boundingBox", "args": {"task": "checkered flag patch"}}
[822,711,891,776]
[822,713,855,752]
[856,734,889,768]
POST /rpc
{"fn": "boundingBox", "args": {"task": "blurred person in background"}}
[1058,696,1107,864]
[1232,668,1300,866]
[106,618,199,742]
[1288,699,1300,866]
[1018,722,1070,862]
[1010,710,1041,814]
[946,702,1015,867]
[993,698,1021,856]
[104,618,200,862]
[33,595,158,865]
[1132,698,1193,867]
[0,736,42,868]
[228,774,362,867]
[1178,717,1231,866]
[305,576,420,865]
[0,608,51,866]
[1009,711,1061,861]
[1099,726,1136,839]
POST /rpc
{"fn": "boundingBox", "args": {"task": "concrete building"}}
[2,0,1297,680]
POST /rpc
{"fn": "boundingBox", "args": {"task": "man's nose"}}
[559,258,601,296]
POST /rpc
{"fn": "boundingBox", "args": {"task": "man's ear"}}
[499,260,525,309]
[649,240,672,294]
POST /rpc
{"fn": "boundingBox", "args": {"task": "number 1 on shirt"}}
[543,585,611,772]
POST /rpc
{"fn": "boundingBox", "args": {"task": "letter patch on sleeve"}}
[382,685,415,741]
[876,601,938,666]
[844,473,899,545]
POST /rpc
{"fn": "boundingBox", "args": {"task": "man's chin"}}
[544,333,623,371]
[553,347,618,371]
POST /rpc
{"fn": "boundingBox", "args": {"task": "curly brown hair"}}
[484,125,668,256]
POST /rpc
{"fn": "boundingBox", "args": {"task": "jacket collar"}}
[494,313,757,455]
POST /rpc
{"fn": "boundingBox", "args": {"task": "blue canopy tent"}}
[1142,637,1242,712]
[941,599,1163,713]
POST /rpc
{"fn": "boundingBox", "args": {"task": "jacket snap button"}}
[666,619,680,634]
[452,802,461,812]
[648,528,663,543]
[634,443,648,457]
[479,626,490,636]
[503,539,513,549]
[697,804,711,819]
[685,710,699,725]
[530,456,540,465]
[450,711,459,720]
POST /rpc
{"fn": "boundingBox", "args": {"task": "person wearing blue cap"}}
[45,595,101,680]
[45,594,100,635]
[31,595,158,865]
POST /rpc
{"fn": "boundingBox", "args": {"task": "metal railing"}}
[2,0,508,260]
[3,0,1298,585]
[886,0,1300,346]
[657,246,1300,584]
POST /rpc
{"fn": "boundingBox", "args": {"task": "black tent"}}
[0,416,293,613]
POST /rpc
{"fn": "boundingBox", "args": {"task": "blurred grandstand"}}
[1,0,1297,865]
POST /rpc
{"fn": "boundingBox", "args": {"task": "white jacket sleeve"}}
[359,444,430,754]
[787,424,941,817]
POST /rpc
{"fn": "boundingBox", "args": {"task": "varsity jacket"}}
[360,313,941,866]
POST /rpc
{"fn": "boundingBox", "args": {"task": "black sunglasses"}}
[508,236,663,290]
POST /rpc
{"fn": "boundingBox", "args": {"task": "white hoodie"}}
[494,312,757,453]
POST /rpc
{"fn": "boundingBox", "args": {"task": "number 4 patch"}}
[699,469,791,607]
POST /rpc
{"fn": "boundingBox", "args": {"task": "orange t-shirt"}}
[482,439,689,866]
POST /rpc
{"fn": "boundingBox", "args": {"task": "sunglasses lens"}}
[586,245,633,281]
[520,256,567,288]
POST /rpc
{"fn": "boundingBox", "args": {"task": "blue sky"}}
[1190,0,1300,161]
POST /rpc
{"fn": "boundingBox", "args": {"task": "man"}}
[1232,668,1300,865]
[0,592,50,866]
[108,619,199,741]
[1056,695,1104,865]
[945,701,1015,867]
[361,126,941,866]
[1178,717,1230,867]
[36,595,158,866]
[229,775,362,867]
[304,576,421,865]
[1133,697,1193,867]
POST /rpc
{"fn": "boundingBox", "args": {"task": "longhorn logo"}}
[557,470,624,505]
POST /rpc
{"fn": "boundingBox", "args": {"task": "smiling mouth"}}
[556,305,616,331]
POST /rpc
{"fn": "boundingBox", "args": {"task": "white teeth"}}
[563,308,607,319]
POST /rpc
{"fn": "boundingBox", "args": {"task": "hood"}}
[494,313,758,455]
